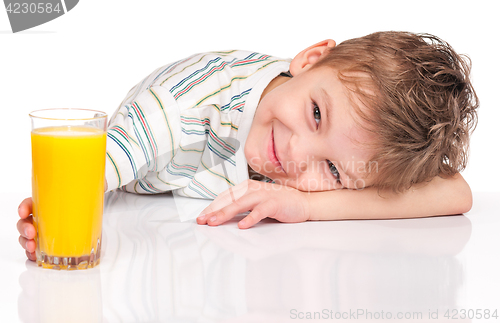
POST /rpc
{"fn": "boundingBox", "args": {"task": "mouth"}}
[268,128,285,173]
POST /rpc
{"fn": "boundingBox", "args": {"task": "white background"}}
[0,1,499,321]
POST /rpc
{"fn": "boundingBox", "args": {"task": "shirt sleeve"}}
[105,85,182,193]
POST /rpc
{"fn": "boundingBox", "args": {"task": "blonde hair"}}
[315,31,479,192]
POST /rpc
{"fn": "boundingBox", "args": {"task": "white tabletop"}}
[1,191,499,322]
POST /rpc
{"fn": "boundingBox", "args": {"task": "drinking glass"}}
[30,108,107,270]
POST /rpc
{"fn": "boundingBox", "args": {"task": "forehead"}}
[305,66,372,113]
[307,66,371,131]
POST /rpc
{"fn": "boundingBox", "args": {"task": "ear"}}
[289,39,336,76]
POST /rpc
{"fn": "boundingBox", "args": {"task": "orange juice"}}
[31,125,106,269]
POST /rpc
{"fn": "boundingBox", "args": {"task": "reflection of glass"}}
[30,109,107,270]
[18,261,103,323]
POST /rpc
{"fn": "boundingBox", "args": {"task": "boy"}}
[18,31,478,260]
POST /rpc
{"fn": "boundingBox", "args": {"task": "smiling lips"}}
[268,128,284,172]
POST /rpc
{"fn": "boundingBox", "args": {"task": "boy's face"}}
[244,66,376,191]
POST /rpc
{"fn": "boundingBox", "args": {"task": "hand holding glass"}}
[30,109,107,270]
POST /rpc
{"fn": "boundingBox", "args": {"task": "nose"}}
[285,136,318,177]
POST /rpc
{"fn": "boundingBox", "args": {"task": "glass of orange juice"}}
[30,109,107,270]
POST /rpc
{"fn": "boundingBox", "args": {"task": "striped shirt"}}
[105,50,290,198]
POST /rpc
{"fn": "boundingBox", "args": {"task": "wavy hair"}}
[315,31,479,192]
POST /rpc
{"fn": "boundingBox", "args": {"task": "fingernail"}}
[209,216,217,223]
[197,214,206,221]
[24,228,29,237]
[239,219,246,227]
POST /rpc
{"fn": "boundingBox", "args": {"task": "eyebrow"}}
[320,87,345,180]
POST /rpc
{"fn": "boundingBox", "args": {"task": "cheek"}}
[244,135,258,164]
[278,172,336,192]
[244,135,269,175]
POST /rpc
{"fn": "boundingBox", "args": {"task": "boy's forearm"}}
[307,173,472,221]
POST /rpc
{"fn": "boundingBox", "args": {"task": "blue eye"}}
[327,160,340,182]
[313,103,321,125]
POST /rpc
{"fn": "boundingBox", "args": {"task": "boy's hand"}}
[196,180,310,229]
[18,182,104,262]
[17,198,37,261]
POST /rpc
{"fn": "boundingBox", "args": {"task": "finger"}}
[18,198,33,219]
[238,200,277,229]
[199,180,256,216]
[196,213,210,225]
[26,250,36,262]
[19,236,37,253]
[199,187,241,216]
[17,218,36,239]
[199,193,261,226]
[198,194,241,224]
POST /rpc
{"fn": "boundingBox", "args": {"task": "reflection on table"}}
[18,190,473,322]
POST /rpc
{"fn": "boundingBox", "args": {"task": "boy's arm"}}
[105,86,181,192]
[197,173,472,228]
[307,173,472,221]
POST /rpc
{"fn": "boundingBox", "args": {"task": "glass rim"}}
[29,108,108,121]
